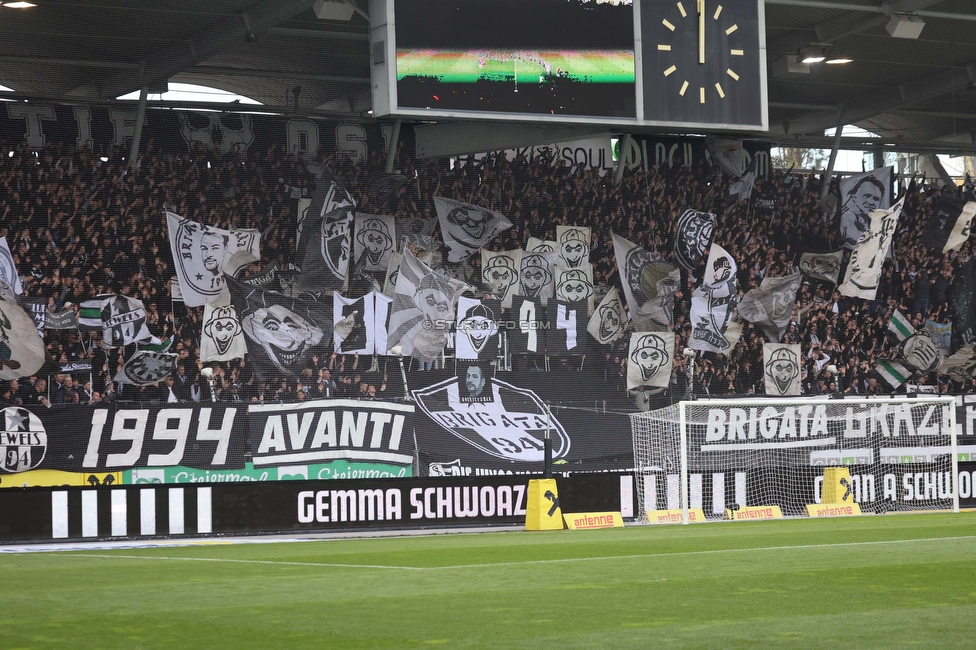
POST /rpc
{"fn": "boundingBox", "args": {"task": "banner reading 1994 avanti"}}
[0,400,415,482]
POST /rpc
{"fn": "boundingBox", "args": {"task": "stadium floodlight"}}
[1,2,38,8]
[800,47,826,64]
[631,396,958,524]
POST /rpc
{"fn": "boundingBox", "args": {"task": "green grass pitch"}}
[396,49,635,84]
[3,513,976,648]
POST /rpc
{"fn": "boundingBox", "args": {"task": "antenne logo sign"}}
[1,407,47,473]
[413,377,571,462]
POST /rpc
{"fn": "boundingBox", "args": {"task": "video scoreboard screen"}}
[369,0,767,131]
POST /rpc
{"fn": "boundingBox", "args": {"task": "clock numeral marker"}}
[663,18,676,31]
[727,68,740,81]
[713,4,723,20]
[677,2,687,17]
[664,65,677,77]
[658,44,672,51]
[715,83,725,98]
[725,24,738,35]
[699,87,706,104]
[731,49,744,56]
[679,81,689,96]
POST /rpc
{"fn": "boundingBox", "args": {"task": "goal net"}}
[630,397,958,522]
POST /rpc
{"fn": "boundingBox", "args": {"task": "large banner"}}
[246,399,415,473]
[0,105,390,165]
[410,370,635,475]
[0,404,247,473]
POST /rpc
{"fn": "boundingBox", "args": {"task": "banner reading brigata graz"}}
[680,401,952,470]
[409,370,635,476]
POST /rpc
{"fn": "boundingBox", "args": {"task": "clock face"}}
[641,0,765,129]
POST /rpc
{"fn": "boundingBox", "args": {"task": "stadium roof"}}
[2,0,976,154]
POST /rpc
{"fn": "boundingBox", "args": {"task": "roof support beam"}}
[770,61,976,135]
[186,66,369,84]
[83,0,317,99]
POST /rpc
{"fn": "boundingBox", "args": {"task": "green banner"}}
[123,461,412,485]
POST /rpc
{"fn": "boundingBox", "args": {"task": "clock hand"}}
[698,0,705,64]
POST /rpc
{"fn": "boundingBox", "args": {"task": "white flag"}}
[737,269,802,342]
[763,343,802,396]
[434,197,512,262]
[0,297,45,380]
[166,211,260,307]
[387,253,471,362]
[627,332,675,391]
[333,292,377,355]
[102,295,154,348]
[838,167,893,249]
[690,244,739,353]
[612,232,679,331]
[526,237,556,253]
[587,287,628,345]
[114,351,178,386]
[556,226,590,269]
[839,197,904,300]
[554,264,595,315]
[353,213,396,272]
[481,249,522,309]
[0,237,23,295]
[456,296,501,360]
[201,301,247,362]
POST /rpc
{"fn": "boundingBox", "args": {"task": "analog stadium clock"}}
[641,0,766,130]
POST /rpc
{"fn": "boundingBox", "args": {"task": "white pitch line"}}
[65,554,423,571]
[53,535,976,572]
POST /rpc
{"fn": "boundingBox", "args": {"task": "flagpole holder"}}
[544,402,553,479]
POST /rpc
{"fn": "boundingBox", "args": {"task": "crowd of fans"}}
[0,131,972,409]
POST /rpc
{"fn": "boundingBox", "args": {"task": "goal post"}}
[631,396,958,523]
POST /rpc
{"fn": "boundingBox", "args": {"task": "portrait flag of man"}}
[837,166,893,249]
[587,287,628,345]
[763,343,802,396]
[0,294,45,380]
[201,300,247,362]
[839,197,905,300]
[387,252,472,362]
[612,232,680,332]
[433,196,512,263]
[225,274,331,379]
[296,170,356,293]
[166,212,260,307]
[627,331,675,391]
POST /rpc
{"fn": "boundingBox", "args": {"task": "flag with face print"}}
[434,197,512,262]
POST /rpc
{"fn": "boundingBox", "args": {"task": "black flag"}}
[920,194,976,254]
[296,171,356,293]
[952,258,976,352]
[225,275,332,379]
